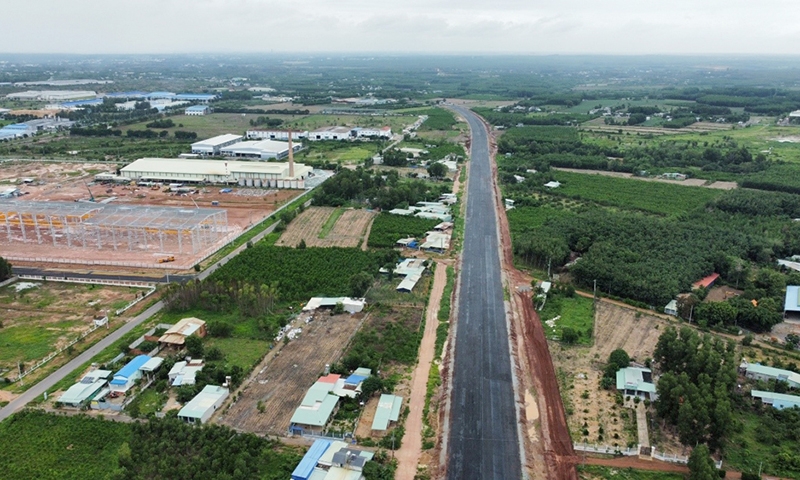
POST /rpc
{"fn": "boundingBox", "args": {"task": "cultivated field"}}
[0,280,147,381]
[549,301,668,449]
[216,310,365,435]
[553,168,737,190]
[276,207,376,248]
[579,118,733,136]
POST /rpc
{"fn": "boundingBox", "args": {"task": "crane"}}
[83,181,95,202]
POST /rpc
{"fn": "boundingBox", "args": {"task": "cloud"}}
[1,0,799,54]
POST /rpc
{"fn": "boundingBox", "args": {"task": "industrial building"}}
[352,126,392,138]
[246,129,308,140]
[119,158,312,188]
[219,139,302,160]
[0,200,229,255]
[178,385,229,424]
[58,369,112,407]
[6,90,97,101]
[308,126,352,141]
[191,134,243,156]
[185,105,211,116]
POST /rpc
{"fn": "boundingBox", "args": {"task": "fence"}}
[10,277,155,382]
[17,274,156,289]
[15,320,105,381]
[573,443,723,469]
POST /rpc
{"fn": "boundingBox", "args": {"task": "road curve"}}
[446,106,522,479]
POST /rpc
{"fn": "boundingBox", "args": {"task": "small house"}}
[178,385,229,424]
[371,394,403,431]
[109,355,151,393]
[158,317,207,348]
[616,367,658,400]
[664,300,678,316]
[751,390,800,410]
[58,369,112,407]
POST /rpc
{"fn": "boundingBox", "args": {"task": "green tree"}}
[688,444,717,480]
[0,256,11,281]
[349,271,374,297]
[561,327,579,344]
[427,162,448,179]
[185,335,204,358]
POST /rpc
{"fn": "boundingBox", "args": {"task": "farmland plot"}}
[216,311,365,434]
[276,207,375,248]
[549,301,668,449]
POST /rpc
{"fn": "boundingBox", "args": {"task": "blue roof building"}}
[104,91,148,99]
[148,91,176,99]
[291,439,332,480]
[176,93,216,102]
[109,355,150,393]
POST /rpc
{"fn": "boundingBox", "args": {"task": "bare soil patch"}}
[216,311,366,435]
[276,207,375,248]
[705,285,743,303]
[0,161,303,269]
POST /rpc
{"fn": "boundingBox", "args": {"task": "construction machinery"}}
[158,256,176,263]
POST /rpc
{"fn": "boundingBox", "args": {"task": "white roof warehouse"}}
[119,158,313,188]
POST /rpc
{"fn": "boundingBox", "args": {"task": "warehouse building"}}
[246,129,308,140]
[308,126,352,141]
[616,366,658,400]
[178,385,229,424]
[185,105,211,116]
[743,361,800,388]
[219,139,302,160]
[120,158,312,188]
[7,90,97,101]
[191,134,243,156]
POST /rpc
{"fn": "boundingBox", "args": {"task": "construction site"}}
[0,161,304,269]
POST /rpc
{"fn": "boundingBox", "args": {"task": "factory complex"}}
[119,157,312,188]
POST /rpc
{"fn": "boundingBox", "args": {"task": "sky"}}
[4,0,800,55]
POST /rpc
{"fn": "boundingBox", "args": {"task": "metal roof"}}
[616,367,656,393]
[746,363,800,386]
[178,385,228,419]
[371,394,403,431]
[191,134,243,147]
[0,199,224,231]
[185,105,209,111]
[785,286,800,312]
[291,390,339,427]
[751,390,800,405]
[112,354,150,381]
[58,370,111,405]
[291,439,332,480]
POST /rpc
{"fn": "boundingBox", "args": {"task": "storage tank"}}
[246,178,253,187]
[238,178,245,186]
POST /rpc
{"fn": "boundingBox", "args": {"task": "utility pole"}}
[593,279,597,304]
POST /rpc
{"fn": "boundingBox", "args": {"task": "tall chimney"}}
[287,130,295,178]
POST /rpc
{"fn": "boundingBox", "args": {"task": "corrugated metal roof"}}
[192,133,243,147]
[785,286,800,312]
[615,367,656,393]
[746,363,800,385]
[751,390,800,404]
[291,393,339,426]
[121,158,306,177]
[291,439,332,480]
[178,385,228,419]
[371,394,403,431]
[113,355,150,380]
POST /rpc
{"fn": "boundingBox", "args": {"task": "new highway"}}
[446,106,522,479]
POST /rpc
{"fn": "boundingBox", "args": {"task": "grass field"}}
[724,407,799,478]
[296,143,379,164]
[0,282,145,372]
[125,113,275,138]
[205,337,269,370]
[538,293,594,345]
[285,113,414,132]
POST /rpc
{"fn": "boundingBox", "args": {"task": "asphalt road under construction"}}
[446,106,522,479]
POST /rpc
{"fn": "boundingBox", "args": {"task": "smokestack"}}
[287,131,295,178]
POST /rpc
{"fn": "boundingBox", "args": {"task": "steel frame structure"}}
[0,200,228,254]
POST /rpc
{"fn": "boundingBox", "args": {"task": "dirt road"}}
[395,261,447,480]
